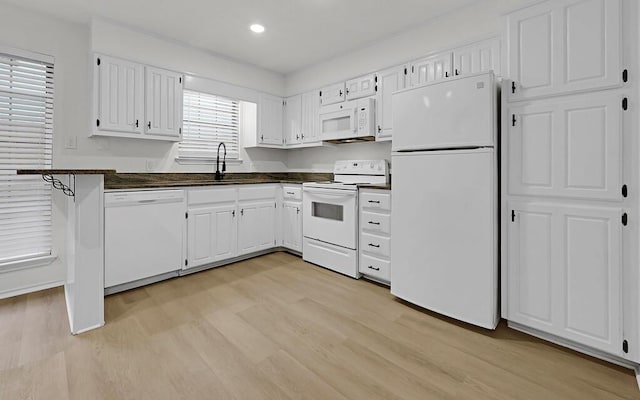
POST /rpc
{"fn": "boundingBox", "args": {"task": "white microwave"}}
[319,98,375,143]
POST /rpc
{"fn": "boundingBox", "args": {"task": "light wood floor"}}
[0,252,638,399]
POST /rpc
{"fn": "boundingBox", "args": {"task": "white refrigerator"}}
[390,72,498,329]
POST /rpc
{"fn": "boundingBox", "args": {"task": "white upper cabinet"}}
[144,66,183,139]
[507,201,622,355]
[375,65,407,141]
[453,37,501,77]
[284,94,302,145]
[506,0,622,100]
[320,82,345,105]
[506,92,623,201]
[301,90,320,144]
[257,93,284,146]
[410,52,453,87]
[95,55,144,135]
[345,73,377,101]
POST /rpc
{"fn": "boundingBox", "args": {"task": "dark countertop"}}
[104,172,333,190]
[17,169,117,175]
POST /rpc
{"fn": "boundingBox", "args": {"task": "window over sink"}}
[178,90,241,161]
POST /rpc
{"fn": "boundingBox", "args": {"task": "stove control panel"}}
[334,160,389,176]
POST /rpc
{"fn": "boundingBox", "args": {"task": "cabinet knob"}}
[296,208,300,214]
[260,134,264,141]
[368,243,380,248]
[135,120,139,128]
[147,121,151,129]
[232,210,235,217]
[368,265,380,271]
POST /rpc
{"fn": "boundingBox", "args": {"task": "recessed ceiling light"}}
[250,24,265,34]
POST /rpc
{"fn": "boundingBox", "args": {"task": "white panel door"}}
[238,200,276,255]
[96,55,144,134]
[409,52,452,87]
[258,93,284,145]
[453,37,501,77]
[145,66,183,138]
[507,93,622,200]
[284,95,302,145]
[560,206,622,354]
[507,0,621,100]
[507,202,557,330]
[345,73,377,101]
[301,90,320,143]
[282,201,302,252]
[187,204,237,268]
[320,82,345,106]
[391,149,498,329]
[393,72,495,151]
[375,65,407,141]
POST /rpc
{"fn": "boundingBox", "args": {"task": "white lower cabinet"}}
[507,201,622,355]
[281,184,303,252]
[359,189,391,284]
[282,201,302,252]
[187,187,238,269]
[238,185,278,255]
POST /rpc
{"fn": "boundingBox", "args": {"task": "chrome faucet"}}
[215,142,227,180]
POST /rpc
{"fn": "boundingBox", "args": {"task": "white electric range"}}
[302,160,389,278]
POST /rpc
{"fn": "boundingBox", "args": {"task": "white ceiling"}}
[1,0,480,75]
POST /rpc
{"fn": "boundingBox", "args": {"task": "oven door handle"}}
[303,188,357,200]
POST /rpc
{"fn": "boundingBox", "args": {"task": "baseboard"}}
[508,321,639,370]
[72,321,105,335]
[635,366,640,392]
[0,280,64,300]
[179,247,301,276]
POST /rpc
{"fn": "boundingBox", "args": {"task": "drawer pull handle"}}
[368,243,380,248]
[368,200,380,204]
[368,221,380,225]
[368,265,380,271]
[286,192,295,195]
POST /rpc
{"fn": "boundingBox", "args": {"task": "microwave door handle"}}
[351,108,358,133]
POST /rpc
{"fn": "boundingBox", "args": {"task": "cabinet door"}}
[453,37,501,77]
[345,73,377,101]
[238,200,276,255]
[258,93,284,145]
[282,201,302,252]
[375,65,407,141]
[507,202,622,355]
[96,55,144,134]
[507,202,557,331]
[284,95,302,145]
[410,52,452,87]
[507,0,621,100]
[301,90,320,143]
[320,82,345,106]
[187,204,237,268]
[145,66,183,138]
[507,93,622,201]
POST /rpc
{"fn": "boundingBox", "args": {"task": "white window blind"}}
[180,90,240,160]
[0,52,54,265]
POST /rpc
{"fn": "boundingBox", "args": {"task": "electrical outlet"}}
[145,160,156,171]
[64,135,77,149]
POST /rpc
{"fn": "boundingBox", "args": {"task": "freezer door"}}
[391,149,498,329]
[392,72,495,151]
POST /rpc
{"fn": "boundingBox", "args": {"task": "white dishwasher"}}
[104,190,185,291]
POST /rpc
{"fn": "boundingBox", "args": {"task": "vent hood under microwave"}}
[319,98,375,143]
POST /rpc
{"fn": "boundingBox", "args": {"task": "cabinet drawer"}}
[360,232,390,257]
[360,191,391,211]
[359,253,390,282]
[188,187,236,206]
[361,211,390,235]
[282,185,302,200]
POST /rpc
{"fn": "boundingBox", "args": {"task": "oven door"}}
[303,187,357,249]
